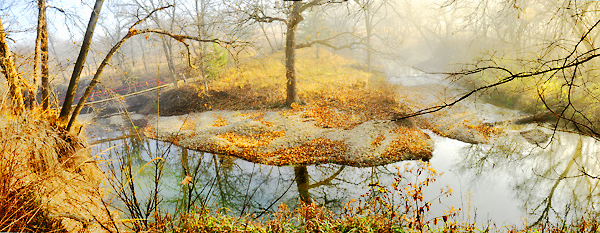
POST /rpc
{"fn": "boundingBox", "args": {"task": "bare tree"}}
[58,0,105,125]
[66,6,244,130]
[396,1,600,139]
[34,0,50,110]
[354,0,389,71]
[233,0,351,107]
[0,17,25,114]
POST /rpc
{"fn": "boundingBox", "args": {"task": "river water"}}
[88,72,600,228]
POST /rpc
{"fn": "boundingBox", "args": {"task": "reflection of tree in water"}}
[458,132,600,225]
[97,137,405,220]
[293,164,398,212]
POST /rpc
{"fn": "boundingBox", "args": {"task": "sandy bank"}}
[144,109,433,167]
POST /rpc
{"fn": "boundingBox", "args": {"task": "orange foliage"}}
[371,135,386,148]
[382,127,432,161]
[270,138,348,165]
[469,123,503,139]
[242,111,274,127]
[212,116,228,127]
[216,131,285,148]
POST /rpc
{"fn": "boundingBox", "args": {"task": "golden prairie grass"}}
[161,48,405,130]
[0,107,118,232]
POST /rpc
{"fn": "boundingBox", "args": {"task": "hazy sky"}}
[3,0,94,43]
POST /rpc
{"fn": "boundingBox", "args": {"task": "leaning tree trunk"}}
[0,18,25,113]
[59,0,104,126]
[285,2,303,107]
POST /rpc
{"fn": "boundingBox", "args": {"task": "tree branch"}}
[66,12,245,130]
[393,47,600,122]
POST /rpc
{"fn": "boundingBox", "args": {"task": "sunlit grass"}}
[209,48,376,111]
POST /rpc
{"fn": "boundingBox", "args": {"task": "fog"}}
[4,0,590,86]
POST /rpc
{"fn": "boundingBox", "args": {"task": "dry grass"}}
[0,107,119,232]
[159,48,408,130]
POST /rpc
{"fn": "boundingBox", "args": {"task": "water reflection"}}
[459,130,600,225]
[93,136,406,219]
[91,128,600,227]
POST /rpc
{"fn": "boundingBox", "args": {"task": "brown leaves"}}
[271,138,348,165]
[382,127,432,161]
[196,136,348,166]
[371,135,386,148]
[302,106,355,129]
[216,131,285,149]
[212,116,228,127]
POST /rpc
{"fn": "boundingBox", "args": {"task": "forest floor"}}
[143,49,502,167]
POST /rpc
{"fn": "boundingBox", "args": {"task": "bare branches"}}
[297,39,363,50]
[66,10,245,130]
[130,5,174,29]
[295,32,356,49]
[133,28,243,46]
[249,14,285,23]
[394,48,600,121]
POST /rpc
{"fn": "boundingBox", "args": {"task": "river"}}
[87,71,600,228]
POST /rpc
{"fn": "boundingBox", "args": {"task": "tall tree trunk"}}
[196,0,209,94]
[37,0,49,110]
[364,5,372,72]
[160,38,177,84]
[0,18,25,113]
[285,2,303,106]
[59,0,104,126]
[33,0,43,108]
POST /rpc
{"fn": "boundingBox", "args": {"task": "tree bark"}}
[0,18,25,113]
[364,3,372,72]
[285,2,303,106]
[37,0,49,110]
[196,0,210,94]
[59,0,104,126]
[33,0,42,108]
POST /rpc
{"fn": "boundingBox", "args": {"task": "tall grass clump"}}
[0,107,118,232]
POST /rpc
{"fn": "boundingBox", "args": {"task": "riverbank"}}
[142,50,503,166]
[144,109,432,167]
[0,109,119,232]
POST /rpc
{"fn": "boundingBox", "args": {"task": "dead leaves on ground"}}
[382,127,432,161]
[216,131,285,148]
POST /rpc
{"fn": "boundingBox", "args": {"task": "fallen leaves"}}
[216,131,285,148]
[382,127,433,161]
[212,115,228,127]
[371,135,386,148]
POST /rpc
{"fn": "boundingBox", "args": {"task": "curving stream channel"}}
[88,72,600,228]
